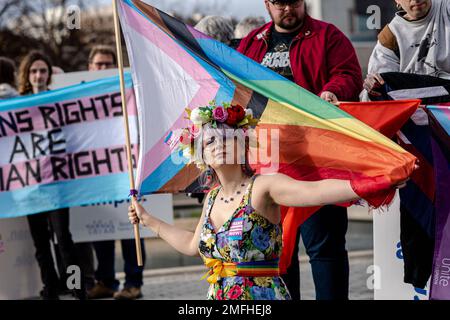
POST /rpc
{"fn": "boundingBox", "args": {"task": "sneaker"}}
[87,282,116,299]
[113,287,143,300]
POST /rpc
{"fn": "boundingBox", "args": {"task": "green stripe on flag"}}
[222,69,352,120]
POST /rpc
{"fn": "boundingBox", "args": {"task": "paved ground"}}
[56,251,373,300]
[49,216,376,300]
[128,220,374,300]
[132,252,374,300]
[114,220,373,270]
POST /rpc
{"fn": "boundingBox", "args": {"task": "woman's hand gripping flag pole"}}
[112,0,143,266]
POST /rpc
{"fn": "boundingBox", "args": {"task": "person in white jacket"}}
[363,0,449,291]
[364,0,450,97]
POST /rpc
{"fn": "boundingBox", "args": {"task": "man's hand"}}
[364,73,385,96]
[396,163,420,189]
[320,91,338,104]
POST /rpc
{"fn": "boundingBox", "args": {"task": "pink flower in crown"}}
[212,106,228,123]
[189,124,201,139]
[179,129,192,145]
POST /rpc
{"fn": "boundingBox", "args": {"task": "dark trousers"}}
[93,239,146,289]
[400,205,434,289]
[53,242,95,292]
[281,205,349,300]
[74,242,96,290]
[27,208,79,291]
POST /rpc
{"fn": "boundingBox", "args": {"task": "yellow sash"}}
[201,258,238,284]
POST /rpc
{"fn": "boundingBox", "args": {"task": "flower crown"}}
[186,100,259,129]
[166,101,259,168]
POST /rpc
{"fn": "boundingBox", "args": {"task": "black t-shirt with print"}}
[261,28,297,81]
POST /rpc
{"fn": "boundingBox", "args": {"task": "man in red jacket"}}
[237,0,363,300]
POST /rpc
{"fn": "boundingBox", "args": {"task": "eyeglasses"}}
[268,0,303,10]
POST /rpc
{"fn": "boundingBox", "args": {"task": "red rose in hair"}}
[226,105,245,126]
[226,108,238,126]
[233,104,246,122]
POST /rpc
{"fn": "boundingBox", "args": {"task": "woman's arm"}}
[259,174,360,208]
[129,194,210,257]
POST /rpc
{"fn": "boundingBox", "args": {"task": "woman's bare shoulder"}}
[251,173,285,202]
[253,173,288,188]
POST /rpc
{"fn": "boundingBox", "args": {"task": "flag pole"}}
[112,0,143,266]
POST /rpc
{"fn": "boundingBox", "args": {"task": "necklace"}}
[218,181,248,204]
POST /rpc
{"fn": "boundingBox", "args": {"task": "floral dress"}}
[198,175,291,300]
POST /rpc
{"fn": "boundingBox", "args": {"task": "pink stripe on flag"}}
[121,2,220,185]
[0,88,136,138]
[444,108,450,120]
[121,2,217,88]
[1,144,138,192]
[138,88,218,184]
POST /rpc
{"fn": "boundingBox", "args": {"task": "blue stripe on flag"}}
[213,84,235,108]
[139,154,187,194]
[195,38,290,82]
[139,81,234,195]
[428,106,450,135]
[0,173,130,218]
[0,73,133,112]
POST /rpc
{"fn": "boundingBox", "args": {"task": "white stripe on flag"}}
[0,116,138,166]
[388,86,449,100]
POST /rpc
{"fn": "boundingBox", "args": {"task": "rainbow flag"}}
[117,0,417,269]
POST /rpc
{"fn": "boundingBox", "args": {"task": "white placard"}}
[373,192,429,300]
[50,68,129,89]
[70,194,173,243]
[0,217,41,299]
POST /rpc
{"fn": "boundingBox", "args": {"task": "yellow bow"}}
[201,258,238,284]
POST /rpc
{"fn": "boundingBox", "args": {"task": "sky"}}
[150,0,269,19]
[99,0,270,20]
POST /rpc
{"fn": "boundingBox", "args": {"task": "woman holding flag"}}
[128,103,411,300]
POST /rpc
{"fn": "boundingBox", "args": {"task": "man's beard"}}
[269,11,304,31]
[278,15,303,30]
